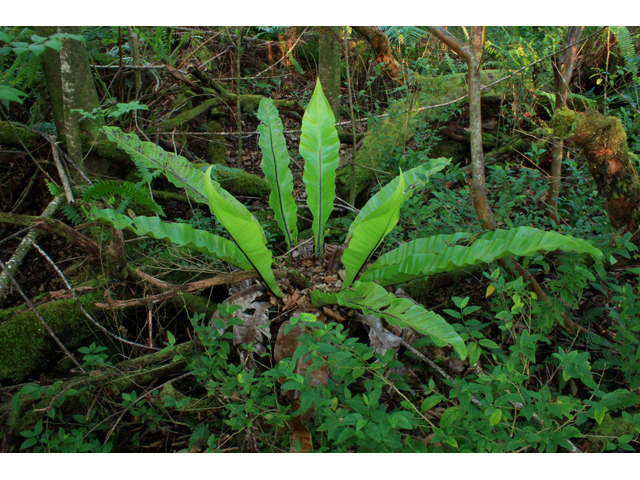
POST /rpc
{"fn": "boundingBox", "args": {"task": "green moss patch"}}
[0,293,100,383]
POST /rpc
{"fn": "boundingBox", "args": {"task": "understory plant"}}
[91,79,603,361]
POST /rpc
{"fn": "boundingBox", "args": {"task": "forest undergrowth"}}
[1,26,640,453]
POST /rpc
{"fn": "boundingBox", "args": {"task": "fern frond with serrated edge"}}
[45,179,63,197]
[585,331,613,349]
[60,203,84,225]
[614,27,638,81]
[84,180,164,216]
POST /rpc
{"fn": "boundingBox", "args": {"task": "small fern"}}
[613,26,638,83]
[60,202,84,225]
[379,26,428,46]
[84,180,164,216]
[45,179,63,197]
[130,156,165,184]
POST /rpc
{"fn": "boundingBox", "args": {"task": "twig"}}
[0,226,34,246]
[97,269,272,309]
[47,135,75,204]
[10,169,40,214]
[0,257,85,373]
[28,239,160,351]
[0,194,65,300]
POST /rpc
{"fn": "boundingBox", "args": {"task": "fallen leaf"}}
[356,313,402,358]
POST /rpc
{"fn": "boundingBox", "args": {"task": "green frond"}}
[361,227,603,287]
[45,179,63,197]
[60,203,84,226]
[614,27,637,80]
[84,180,164,216]
[379,26,428,46]
[90,207,252,271]
[312,281,466,359]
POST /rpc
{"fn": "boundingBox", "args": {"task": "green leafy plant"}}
[90,79,603,362]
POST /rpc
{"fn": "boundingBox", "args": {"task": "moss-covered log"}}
[552,108,640,240]
[336,70,511,204]
[0,122,42,149]
[0,293,101,383]
[2,340,196,438]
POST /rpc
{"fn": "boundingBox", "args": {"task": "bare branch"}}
[425,26,471,64]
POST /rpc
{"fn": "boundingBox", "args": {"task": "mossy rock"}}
[0,293,100,383]
[432,138,469,164]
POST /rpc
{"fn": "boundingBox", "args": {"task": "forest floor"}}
[1,27,640,453]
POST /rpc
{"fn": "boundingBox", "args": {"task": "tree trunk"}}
[351,26,401,81]
[319,27,342,122]
[35,27,103,181]
[425,26,495,229]
[552,108,640,242]
[547,26,584,224]
[35,27,102,141]
[468,27,496,230]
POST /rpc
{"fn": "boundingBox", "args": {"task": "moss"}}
[158,97,220,131]
[0,293,100,383]
[587,413,637,452]
[215,168,270,197]
[550,109,577,138]
[206,121,228,165]
[432,138,469,164]
[0,121,40,148]
[337,70,511,202]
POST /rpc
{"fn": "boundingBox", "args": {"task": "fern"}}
[614,27,638,82]
[45,179,63,197]
[379,26,428,46]
[60,203,84,226]
[84,180,164,216]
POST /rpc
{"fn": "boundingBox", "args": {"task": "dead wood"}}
[0,194,65,300]
[0,210,101,259]
[351,26,402,81]
[552,108,640,242]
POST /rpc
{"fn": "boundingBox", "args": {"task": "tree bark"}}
[351,26,401,80]
[35,27,102,141]
[548,26,584,224]
[319,27,342,121]
[468,27,496,230]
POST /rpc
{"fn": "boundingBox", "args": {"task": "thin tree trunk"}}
[468,27,496,230]
[59,28,86,179]
[425,26,495,229]
[547,26,584,224]
[235,27,246,162]
[35,26,102,141]
[343,32,359,206]
[127,26,142,97]
[318,27,342,121]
